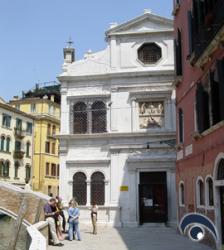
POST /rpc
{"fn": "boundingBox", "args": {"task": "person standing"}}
[68,200,81,241]
[90,202,98,235]
[56,196,66,232]
[43,198,64,247]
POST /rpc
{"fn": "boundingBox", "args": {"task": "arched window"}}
[92,101,106,133]
[179,182,185,206]
[178,109,184,143]
[26,142,31,157]
[73,102,87,134]
[73,172,87,205]
[91,172,105,205]
[14,161,20,179]
[217,159,224,180]
[25,165,31,182]
[197,178,204,206]
[138,43,162,64]
[6,137,10,152]
[4,161,10,178]
[206,177,214,207]
[1,136,5,151]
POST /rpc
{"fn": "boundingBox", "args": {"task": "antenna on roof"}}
[67,36,74,48]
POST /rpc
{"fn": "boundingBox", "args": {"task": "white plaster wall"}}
[59,13,176,227]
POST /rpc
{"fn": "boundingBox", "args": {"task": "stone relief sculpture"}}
[139,102,164,128]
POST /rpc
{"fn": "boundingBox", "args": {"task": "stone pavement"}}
[48,226,213,250]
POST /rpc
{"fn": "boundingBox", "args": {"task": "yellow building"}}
[9,84,60,196]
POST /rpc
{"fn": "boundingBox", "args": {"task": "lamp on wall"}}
[146,139,176,149]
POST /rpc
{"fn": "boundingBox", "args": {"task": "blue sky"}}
[0,0,172,101]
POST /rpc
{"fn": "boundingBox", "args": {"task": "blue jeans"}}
[68,219,81,241]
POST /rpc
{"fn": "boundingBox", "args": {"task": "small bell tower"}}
[63,37,75,63]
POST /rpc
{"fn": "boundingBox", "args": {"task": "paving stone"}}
[48,226,213,250]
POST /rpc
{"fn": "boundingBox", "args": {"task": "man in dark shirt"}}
[44,198,64,247]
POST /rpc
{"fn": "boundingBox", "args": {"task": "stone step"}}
[140,223,166,228]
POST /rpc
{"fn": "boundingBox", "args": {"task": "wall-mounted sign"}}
[120,186,129,192]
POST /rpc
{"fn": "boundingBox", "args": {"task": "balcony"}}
[191,0,224,65]
[13,150,25,159]
[14,128,26,139]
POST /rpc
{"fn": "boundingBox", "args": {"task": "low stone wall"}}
[27,221,48,250]
[63,205,121,227]
[0,182,50,250]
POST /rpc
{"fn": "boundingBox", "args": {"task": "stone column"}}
[128,170,138,227]
[87,101,93,134]
[167,170,177,228]
[105,179,110,206]
[61,88,69,134]
[131,98,136,132]
[87,180,91,206]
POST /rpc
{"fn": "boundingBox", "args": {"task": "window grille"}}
[91,172,105,205]
[73,172,87,205]
[92,101,107,133]
[73,102,87,134]
[138,43,162,64]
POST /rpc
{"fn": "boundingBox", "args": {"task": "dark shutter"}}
[210,71,221,125]
[187,11,193,55]
[196,83,210,133]
[217,59,224,120]
[91,172,105,205]
[73,172,87,205]
[176,29,183,76]
[178,109,184,143]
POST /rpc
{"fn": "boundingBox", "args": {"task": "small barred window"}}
[92,101,107,133]
[91,172,105,205]
[138,43,162,64]
[73,172,87,205]
[73,102,87,134]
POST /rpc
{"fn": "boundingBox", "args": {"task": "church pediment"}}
[106,12,173,37]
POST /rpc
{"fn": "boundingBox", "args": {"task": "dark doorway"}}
[220,187,224,244]
[139,172,167,224]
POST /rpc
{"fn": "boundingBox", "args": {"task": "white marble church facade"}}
[58,10,177,227]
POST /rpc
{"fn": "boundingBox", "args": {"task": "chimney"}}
[63,37,75,64]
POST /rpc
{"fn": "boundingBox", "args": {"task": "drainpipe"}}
[38,101,44,191]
